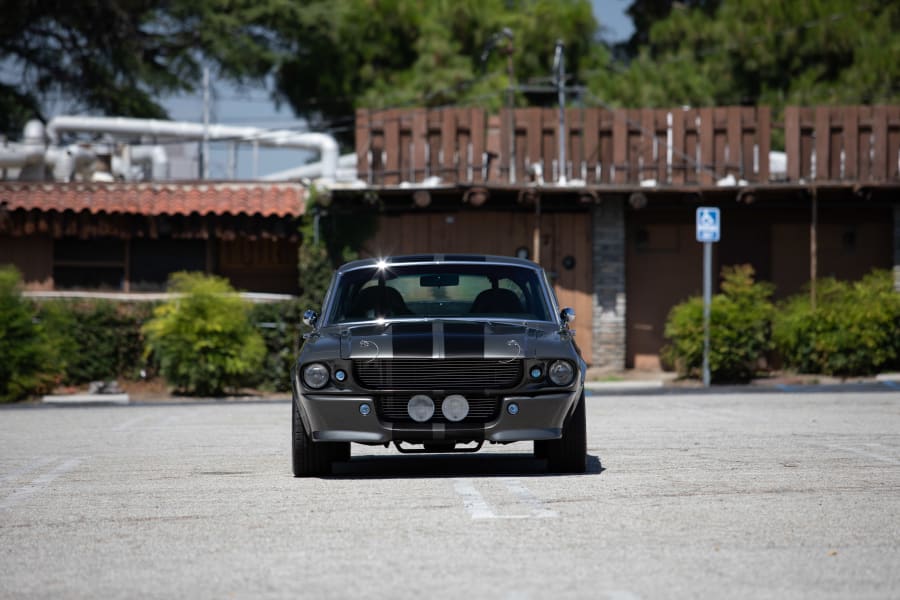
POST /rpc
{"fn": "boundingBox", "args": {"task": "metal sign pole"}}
[702,240,712,387]
[696,206,720,388]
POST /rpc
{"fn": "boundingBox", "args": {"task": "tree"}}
[0,0,288,137]
[620,0,720,57]
[272,0,605,133]
[0,266,59,401]
[595,0,900,109]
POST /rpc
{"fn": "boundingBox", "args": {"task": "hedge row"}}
[664,267,900,382]
[0,267,305,402]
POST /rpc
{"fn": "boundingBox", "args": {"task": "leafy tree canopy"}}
[272,0,604,131]
[594,0,900,110]
[0,0,286,136]
[2,0,898,141]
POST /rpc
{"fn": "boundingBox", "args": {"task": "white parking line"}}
[0,458,83,510]
[113,413,187,432]
[505,590,641,600]
[823,444,900,466]
[502,479,558,519]
[0,456,59,485]
[454,478,498,519]
[453,478,558,520]
[112,414,152,432]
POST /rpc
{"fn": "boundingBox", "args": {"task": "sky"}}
[163,1,634,180]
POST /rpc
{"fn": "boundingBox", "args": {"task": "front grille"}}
[378,396,500,424]
[353,359,523,390]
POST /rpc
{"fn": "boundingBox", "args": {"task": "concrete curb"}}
[42,394,130,405]
[585,380,664,392]
[874,373,900,382]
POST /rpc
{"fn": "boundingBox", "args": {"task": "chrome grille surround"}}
[353,359,523,391]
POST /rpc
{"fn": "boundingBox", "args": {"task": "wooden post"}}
[810,187,818,310]
[532,195,542,265]
[123,238,131,293]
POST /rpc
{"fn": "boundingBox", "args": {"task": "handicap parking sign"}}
[696,207,720,242]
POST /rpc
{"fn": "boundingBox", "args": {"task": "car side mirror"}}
[560,307,575,327]
[303,309,319,328]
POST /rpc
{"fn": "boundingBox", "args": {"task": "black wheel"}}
[533,440,549,459]
[331,441,351,463]
[545,393,587,474]
[292,400,335,477]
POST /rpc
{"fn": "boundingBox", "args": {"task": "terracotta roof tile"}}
[0,182,306,217]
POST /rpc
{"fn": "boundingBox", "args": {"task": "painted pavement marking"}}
[0,456,59,485]
[0,457,83,510]
[453,478,559,520]
[822,444,900,466]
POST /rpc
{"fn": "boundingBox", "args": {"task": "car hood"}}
[325,320,565,360]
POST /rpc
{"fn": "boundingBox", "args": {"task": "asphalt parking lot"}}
[2,389,899,599]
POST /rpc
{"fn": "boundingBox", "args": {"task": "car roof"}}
[337,253,539,273]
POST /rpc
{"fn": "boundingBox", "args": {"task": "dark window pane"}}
[130,239,206,291]
[54,238,125,262]
[54,266,123,290]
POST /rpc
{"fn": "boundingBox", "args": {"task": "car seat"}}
[470,288,525,314]
[348,286,412,319]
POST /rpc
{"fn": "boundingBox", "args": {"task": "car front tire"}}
[544,392,587,474]
[292,399,347,477]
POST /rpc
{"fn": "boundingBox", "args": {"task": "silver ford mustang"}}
[291,254,587,476]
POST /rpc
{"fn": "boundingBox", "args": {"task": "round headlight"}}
[302,363,329,389]
[548,360,575,386]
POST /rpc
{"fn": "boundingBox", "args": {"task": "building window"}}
[130,239,206,291]
[53,238,125,290]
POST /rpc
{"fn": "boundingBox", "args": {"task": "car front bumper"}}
[294,389,581,444]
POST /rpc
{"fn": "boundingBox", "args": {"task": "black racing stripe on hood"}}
[390,322,432,357]
[444,322,485,357]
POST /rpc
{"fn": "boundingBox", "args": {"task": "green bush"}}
[143,272,266,396]
[663,265,774,383]
[36,300,156,384]
[773,270,900,376]
[248,300,304,392]
[0,266,59,401]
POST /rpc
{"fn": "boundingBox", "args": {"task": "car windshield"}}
[327,263,551,324]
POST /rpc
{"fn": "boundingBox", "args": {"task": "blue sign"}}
[696,207,721,243]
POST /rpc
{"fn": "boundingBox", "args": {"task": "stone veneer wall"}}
[592,199,627,371]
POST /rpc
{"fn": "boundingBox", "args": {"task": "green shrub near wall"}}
[0,266,59,402]
[143,272,266,396]
[36,300,156,384]
[773,270,900,376]
[663,265,775,383]
[248,300,304,392]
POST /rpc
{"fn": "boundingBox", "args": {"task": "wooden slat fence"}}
[785,106,900,182]
[357,105,899,186]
